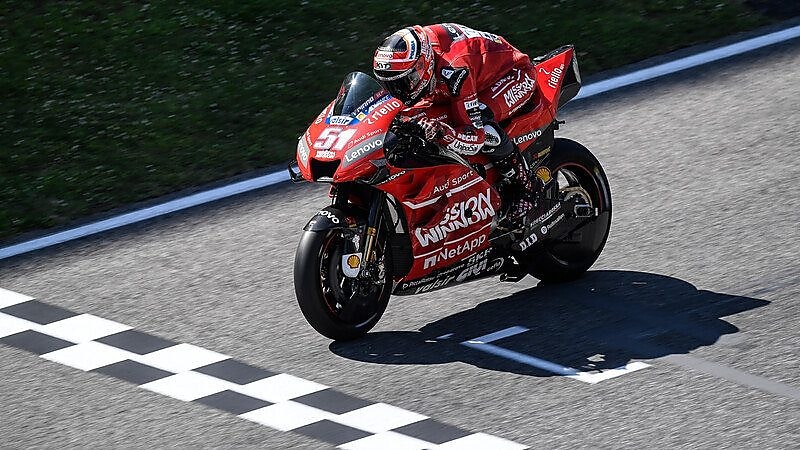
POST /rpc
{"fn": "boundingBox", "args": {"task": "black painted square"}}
[292,389,373,415]
[0,300,78,325]
[194,359,275,384]
[0,330,74,355]
[392,418,471,444]
[96,329,177,355]
[93,359,173,385]
[195,390,271,415]
[292,419,371,446]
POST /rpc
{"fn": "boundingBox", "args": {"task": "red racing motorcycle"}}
[288,46,611,340]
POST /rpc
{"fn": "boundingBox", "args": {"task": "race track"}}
[1,37,799,448]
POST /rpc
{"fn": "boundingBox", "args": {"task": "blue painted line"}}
[2,23,800,261]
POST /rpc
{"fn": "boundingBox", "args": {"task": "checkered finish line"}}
[0,288,526,449]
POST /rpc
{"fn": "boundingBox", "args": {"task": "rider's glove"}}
[416,117,456,147]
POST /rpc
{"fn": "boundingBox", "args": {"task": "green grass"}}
[0,1,773,242]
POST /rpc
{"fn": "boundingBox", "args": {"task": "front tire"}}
[523,138,612,282]
[294,228,392,341]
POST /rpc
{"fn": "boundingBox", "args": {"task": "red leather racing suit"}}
[402,23,538,155]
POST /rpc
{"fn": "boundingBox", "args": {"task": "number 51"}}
[313,127,356,151]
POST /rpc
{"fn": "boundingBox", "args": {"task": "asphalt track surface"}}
[2,39,799,448]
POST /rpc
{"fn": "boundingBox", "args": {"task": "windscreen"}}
[332,72,389,117]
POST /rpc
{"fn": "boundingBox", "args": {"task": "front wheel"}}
[294,228,392,341]
[523,138,612,282]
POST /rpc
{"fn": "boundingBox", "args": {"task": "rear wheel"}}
[523,138,612,282]
[294,227,392,341]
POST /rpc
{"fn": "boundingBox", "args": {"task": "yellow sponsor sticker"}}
[535,167,552,184]
[347,254,361,269]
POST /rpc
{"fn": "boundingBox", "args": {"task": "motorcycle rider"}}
[373,23,539,229]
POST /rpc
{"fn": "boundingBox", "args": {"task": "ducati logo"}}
[441,68,455,79]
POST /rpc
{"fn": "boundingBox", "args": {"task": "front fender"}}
[303,206,353,231]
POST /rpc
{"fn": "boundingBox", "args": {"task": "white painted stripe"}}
[339,431,435,450]
[464,326,529,344]
[437,432,530,450]
[0,171,289,260]
[240,400,335,431]
[0,312,38,338]
[140,371,234,401]
[574,24,800,100]
[0,286,524,448]
[232,373,328,403]
[38,314,132,343]
[334,403,427,434]
[0,288,34,308]
[462,327,650,383]
[1,24,798,261]
[462,341,580,376]
[41,341,131,371]
[568,362,651,384]
[135,343,229,373]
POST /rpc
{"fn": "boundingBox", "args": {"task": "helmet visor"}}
[376,64,422,104]
[381,72,419,103]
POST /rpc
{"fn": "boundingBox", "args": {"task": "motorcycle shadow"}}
[329,270,769,377]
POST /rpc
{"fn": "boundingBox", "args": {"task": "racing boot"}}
[495,150,536,231]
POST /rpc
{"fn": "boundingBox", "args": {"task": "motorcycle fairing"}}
[373,164,502,281]
[297,74,403,183]
[505,45,580,152]
[533,45,580,109]
[393,246,513,296]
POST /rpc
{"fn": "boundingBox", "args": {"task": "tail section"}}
[534,45,582,109]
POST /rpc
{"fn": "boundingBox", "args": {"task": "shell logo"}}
[535,167,552,184]
[346,254,361,269]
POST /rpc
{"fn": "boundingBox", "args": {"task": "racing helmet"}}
[373,26,434,105]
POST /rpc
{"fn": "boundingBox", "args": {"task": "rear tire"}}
[294,228,392,341]
[523,138,612,282]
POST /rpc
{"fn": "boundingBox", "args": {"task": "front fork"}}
[331,185,386,285]
[362,191,385,264]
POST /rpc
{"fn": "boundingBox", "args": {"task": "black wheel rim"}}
[545,162,611,265]
[318,230,388,327]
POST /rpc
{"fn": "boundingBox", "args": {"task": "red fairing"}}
[534,46,574,108]
[376,166,501,280]
[507,46,576,152]
[295,101,332,182]
[296,97,404,182]
[297,90,502,281]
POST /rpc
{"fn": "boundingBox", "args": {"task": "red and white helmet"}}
[373,26,434,105]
